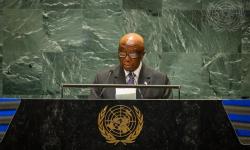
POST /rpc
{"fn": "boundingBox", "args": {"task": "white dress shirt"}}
[124,62,142,84]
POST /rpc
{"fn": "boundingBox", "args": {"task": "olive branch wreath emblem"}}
[97,105,143,145]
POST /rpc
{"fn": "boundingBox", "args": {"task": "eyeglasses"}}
[119,52,141,59]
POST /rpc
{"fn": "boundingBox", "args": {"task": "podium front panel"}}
[0,99,248,150]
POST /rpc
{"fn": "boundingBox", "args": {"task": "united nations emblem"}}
[97,105,143,145]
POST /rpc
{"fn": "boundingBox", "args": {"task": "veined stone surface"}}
[0,0,249,98]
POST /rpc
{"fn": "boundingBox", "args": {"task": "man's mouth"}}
[123,64,131,67]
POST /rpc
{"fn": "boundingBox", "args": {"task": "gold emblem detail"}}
[97,105,143,145]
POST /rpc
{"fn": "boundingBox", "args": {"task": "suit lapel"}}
[113,64,152,85]
[111,64,152,99]
[138,64,152,97]
[113,65,126,84]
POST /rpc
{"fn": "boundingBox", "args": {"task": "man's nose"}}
[125,54,130,60]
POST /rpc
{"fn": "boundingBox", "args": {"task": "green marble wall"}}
[0,0,249,99]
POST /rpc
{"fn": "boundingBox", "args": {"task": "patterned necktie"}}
[127,72,135,84]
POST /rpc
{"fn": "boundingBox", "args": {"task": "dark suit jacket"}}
[89,64,172,99]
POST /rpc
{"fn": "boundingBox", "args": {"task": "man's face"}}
[118,45,144,72]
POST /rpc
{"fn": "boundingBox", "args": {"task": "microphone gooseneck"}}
[134,73,144,99]
[99,70,113,97]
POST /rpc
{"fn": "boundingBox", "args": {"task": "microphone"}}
[138,87,144,99]
[134,74,144,99]
[99,70,113,98]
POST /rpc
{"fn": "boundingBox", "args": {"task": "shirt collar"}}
[124,61,142,78]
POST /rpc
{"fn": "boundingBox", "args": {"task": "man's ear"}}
[140,52,145,60]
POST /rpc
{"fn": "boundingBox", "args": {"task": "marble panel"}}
[202,53,242,98]
[202,0,245,33]
[83,0,122,10]
[241,53,250,98]
[123,0,162,16]
[82,9,123,53]
[161,10,202,53]
[163,0,201,10]
[42,51,118,98]
[1,0,41,9]
[159,53,215,98]
[42,0,81,9]
[241,10,250,54]
[2,9,44,94]
[43,9,83,52]
[160,52,244,98]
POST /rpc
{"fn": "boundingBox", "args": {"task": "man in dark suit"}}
[89,33,172,99]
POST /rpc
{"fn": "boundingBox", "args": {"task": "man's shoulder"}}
[143,64,170,85]
[143,64,166,77]
[95,65,118,76]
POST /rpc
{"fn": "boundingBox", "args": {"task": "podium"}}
[0,99,249,150]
